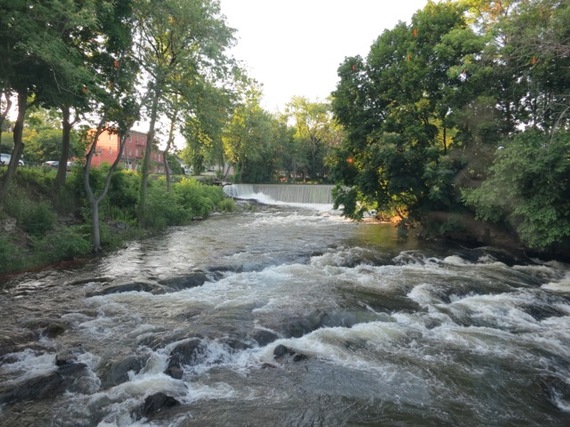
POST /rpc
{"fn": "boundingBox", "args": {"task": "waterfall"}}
[224,184,335,204]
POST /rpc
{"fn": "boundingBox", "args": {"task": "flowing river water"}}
[1,188,570,426]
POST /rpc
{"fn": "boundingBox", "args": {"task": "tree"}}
[461,0,570,252]
[463,130,570,250]
[180,75,236,177]
[284,97,341,182]
[0,1,61,201]
[79,0,140,252]
[223,89,278,183]
[331,1,474,220]
[132,0,236,227]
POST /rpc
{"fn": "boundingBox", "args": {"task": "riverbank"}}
[0,168,235,278]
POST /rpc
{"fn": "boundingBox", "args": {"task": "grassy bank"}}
[0,166,235,276]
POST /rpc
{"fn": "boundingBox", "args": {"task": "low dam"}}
[223,184,335,204]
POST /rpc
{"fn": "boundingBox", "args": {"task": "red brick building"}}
[90,129,165,173]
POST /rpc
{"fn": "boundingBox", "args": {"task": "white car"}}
[0,153,24,166]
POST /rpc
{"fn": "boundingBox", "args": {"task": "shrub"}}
[463,130,570,250]
[216,198,235,212]
[144,183,184,230]
[4,187,56,238]
[20,201,56,237]
[31,227,91,262]
[0,236,19,274]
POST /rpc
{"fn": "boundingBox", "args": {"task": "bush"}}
[217,198,235,212]
[32,227,92,261]
[0,236,19,274]
[463,130,570,250]
[172,177,224,219]
[3,186,56,237]
[20,201,56,237]
[144,182,184,230]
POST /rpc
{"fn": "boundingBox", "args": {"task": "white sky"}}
[219,0,429,112]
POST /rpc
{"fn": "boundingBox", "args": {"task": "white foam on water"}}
[233,189,336,212]
[552,388,570,412]
[0,348,57,382]
[442,255,472,265]
[542,270,570,293]
[253,323,432,405]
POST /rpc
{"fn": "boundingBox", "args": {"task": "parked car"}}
[0,153,24,166]
[44,160,79,170]
[43,160,59,168]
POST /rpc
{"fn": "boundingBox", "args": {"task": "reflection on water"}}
[1,204,570,426]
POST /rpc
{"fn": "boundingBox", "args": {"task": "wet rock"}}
[251,329,279,346]
[165,338,205,378]
[158,272,208,291]
[166,365,184,380]
[261,362,278,369]
[86,281,156,297]
[278,311,326,338]
[220,337,252,352]
[22,318,69,338]
[273,344,309,362]
[55,349,78,366]
[67,277,112,286]
[321,310,382,329]
[133,392,180,420]
[99,355,146,389]
[0,362,87,405]
[273,344,293,358]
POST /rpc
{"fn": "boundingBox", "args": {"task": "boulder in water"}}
[87,281,156,296]
[273,344,309,362]
[158,272,209,291]
[23,318,68,338]
[133,392,180,420]
[165,338,205,378]
[99,355,146,389]
[251,329,279,346]
[0,362,87,405]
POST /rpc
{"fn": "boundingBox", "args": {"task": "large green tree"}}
[0,0,100,203]
[132,0,235,227]
[331,1,476,220]
[462,0,570,252]
[284,97,341,182]
[223,88,278,183]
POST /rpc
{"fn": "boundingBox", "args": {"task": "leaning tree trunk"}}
[0,89,26,205]
[84,121,133,252]
[137,86,160,228]
[162,108,178,192]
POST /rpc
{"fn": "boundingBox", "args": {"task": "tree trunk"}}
[84,122,133,252]
[84,124,104,252]
[163,108,178,192]
[443,124,447,155]
[0,89,26,205]
[90,197,101,251]
[55,105,73,194]
[138,86,160,228]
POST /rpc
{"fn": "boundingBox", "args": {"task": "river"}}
[1,193,570,426]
